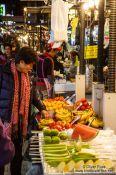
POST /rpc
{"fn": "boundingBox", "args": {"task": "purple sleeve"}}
[0,120,15,166]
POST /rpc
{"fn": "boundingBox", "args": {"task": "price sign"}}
[84,45,98,59]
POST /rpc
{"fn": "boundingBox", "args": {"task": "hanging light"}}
[83,0,100,10]
[89,0,95,8]
[94,0,100,8]
[83,3,89,10]
[24,7,27,13]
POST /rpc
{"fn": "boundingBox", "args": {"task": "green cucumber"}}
[78,153,96,157]
[44,149,67,154]
[82,144,90,149]
[47,158,71,167]
[72,157,97,162]
[43,146,66,150]
[45,156,70,161]
[47,160,61,167]
[43,144,65,147]
[72,153,97,162]
[45,153,69,157]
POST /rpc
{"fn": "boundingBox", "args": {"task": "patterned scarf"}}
[11,62,30,136]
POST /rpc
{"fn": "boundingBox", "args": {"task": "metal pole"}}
[79,3,85,75]
[108,0,116,92]
[90,9,94,45]
[97,0,105,83]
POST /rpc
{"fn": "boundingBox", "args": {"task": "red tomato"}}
[60,97,64,101]
[49,122,56,128]
[80,98,87,103]
[56,121,62,125]
[83,101,89,107]
[61,122,66,128]
[54,125,63,131]
[80,106,86,110]
[62,127,65,130]
[72,124,76,129]
[87,105,91,109]
[75,101,81,106]
[65,123,72,129]
[56,121,65,128]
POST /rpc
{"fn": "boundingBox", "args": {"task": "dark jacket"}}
[0,119,15,166]
[37,53,53,77]
[54,58,64,74]
[37,53,54,85]
[0,63,46,123]
[0,52,6,65]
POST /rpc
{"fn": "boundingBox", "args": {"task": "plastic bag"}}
[51,0,68,41]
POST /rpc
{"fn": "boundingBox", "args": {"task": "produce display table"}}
[30,130,116,175]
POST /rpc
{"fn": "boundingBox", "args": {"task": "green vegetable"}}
[47,159,70,167]
[82,144,90,149]
[47,160,61,167]
[45,157,70,161]
[52,136,60,144]
[45,153,69,159]
[50,129,59,136]
[43,129,51,136]
[44,136,52,144]
[73,157,97,162]
[78,153,96,157]
[44,148,67,154]
[59,132,68,140]
[43,144,65,147]
[72,153,97,162]
[43,144,66,151]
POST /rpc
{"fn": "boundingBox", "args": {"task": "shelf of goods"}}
[29,129,116,175]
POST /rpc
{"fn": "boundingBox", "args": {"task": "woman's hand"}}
[41,110,51,119]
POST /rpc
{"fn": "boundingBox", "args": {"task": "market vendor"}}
[0,47,50,175]
[36,41,62,99]
[69,50,79,78]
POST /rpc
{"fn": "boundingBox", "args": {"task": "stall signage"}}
[84,45,98,59]
[0,4,5,16]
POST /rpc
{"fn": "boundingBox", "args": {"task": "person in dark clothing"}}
[103,46,109,67]
[0,119,15,174]
[36,42,62,99]
[103,46,109,88]
[69,50,79,78]
[0,47,50,175]
[53,57,64,74]
[4,43,15,63]
[0,51,6,65]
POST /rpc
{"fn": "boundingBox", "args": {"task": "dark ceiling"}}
[1,0,28,16]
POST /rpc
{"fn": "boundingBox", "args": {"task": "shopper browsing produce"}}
[0,47,50,175]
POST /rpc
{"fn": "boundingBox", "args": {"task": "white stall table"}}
[54,82,75,94]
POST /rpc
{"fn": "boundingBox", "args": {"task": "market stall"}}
[29,97,116,174]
